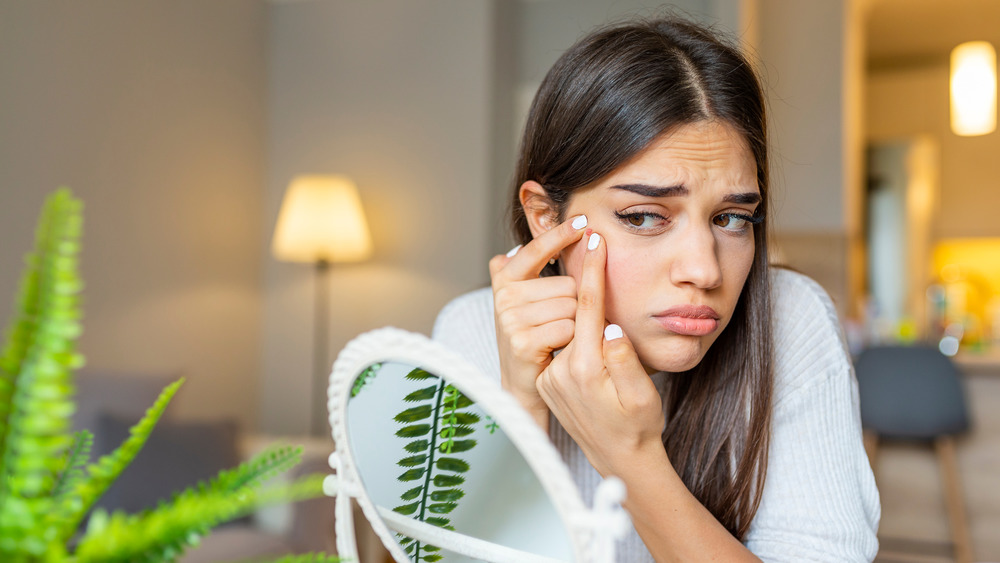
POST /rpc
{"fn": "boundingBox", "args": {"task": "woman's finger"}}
[490,214,588,284]
[603,325,659,410]
[572,230,608,362]
[493,275,576,313]
[496,296,577,331]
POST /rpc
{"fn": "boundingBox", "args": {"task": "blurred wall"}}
[868,64,1000,239]
[0,2,267,428]
[261,1,496,434]
[754,0,865,315]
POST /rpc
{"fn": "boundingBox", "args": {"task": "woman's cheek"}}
[603,243,645,324]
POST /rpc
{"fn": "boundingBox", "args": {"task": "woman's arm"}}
[535,231,760,562]
[617,445,760,562]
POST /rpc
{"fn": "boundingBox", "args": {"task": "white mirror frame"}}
[323,327,629,563]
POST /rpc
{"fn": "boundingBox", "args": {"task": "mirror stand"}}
[323,327,630,563]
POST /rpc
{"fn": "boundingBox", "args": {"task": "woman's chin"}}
[636,341,709,374]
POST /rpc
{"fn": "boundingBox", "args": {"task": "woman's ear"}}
[519,181,558,239]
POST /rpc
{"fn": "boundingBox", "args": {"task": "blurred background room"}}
[0,0,997,561]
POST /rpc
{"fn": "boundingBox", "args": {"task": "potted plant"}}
[0,189,338,563]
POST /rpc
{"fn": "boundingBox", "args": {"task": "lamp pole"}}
[271,175,372,437]
[313,259,331,436]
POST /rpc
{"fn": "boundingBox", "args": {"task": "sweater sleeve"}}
[744,270,881,562]
[431,287,502,383]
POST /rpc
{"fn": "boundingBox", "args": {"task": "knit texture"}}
[432,268,880,561]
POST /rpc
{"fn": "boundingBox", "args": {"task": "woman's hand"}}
[488,215,588,431]
[536,231,665,477]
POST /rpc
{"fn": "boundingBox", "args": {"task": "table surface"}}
[954,349,1000,371]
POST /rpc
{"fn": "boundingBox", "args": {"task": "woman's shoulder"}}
[768,267,854,400]
[433,287,494,336]
[432,287,500,380]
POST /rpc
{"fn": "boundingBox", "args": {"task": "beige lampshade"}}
[951,41,997,136]
[272,175,373,263]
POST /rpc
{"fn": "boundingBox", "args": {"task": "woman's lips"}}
[653,305,720,336]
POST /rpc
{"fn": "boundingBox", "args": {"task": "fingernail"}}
[605,324,623,341]
[571,215,588,230]
[587,232,600,250]
[506,244,522,257]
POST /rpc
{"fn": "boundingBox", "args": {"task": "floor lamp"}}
[272,175,373,436]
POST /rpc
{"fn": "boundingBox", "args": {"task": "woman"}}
[433,16,879,562]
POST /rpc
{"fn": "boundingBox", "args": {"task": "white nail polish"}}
[587,232,600,250]
[506,244,522,257]
[605,324,623,341]
[572,215,588,230]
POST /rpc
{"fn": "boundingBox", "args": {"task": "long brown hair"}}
[510,16,773,539]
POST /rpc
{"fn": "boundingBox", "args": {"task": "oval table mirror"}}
[324,327,629,563]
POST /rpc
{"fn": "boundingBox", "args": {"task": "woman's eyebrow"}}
[723,192,761,205]
[610,184,687,197]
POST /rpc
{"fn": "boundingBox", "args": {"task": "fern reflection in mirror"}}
[347,361,573,562]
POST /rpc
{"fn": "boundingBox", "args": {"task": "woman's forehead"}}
[594,123,758,192]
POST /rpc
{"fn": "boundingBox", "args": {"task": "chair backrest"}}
[854,345,970,440]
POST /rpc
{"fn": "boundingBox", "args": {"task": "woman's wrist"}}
[501,381,550,433]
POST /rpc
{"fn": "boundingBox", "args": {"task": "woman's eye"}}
[615,211,665,231]
[713,213,754,231]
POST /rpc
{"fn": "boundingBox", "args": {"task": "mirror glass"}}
[346,360,574,562]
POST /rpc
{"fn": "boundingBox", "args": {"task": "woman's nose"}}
[669,225,723,290]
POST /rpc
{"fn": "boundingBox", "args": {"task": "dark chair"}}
[855,345,974,563]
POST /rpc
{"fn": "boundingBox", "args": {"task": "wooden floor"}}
[873,370,1000,562]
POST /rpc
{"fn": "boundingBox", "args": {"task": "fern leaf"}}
[394,405,432,423]
[427,502,457,514]
[74,473,325,563]
[403,385,437,402]
[431,474,463,488]
[0,189,84,556]
[401,486,422,501]
[435,458,469,473]
[403,439,429,453]
[52,378,184,543]
[350,362,381,397]
[51,429,93,499]
[395,424,431,438]
[210,444,302,493]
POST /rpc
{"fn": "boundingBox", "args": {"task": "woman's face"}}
[559,120,759,373]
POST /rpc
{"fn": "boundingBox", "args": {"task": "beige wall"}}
[260,1,496,434]
[753,0,864,314]
[868,64,1000,239]
[0,2,267,428]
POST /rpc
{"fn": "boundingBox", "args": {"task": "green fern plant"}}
[0,189,339,563]
[391,368,479,563]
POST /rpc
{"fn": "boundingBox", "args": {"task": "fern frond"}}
[74,473,325,563]
[52,429,93,499]
[0,188,84,555]
[210,444,302,493]
[351,362,381,397]
[52,378,184,542]
[391,372,484,562]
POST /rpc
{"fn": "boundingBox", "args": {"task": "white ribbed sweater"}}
[432,268,880,562]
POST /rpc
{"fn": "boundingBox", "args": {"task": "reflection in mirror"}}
[347,361,573,562]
